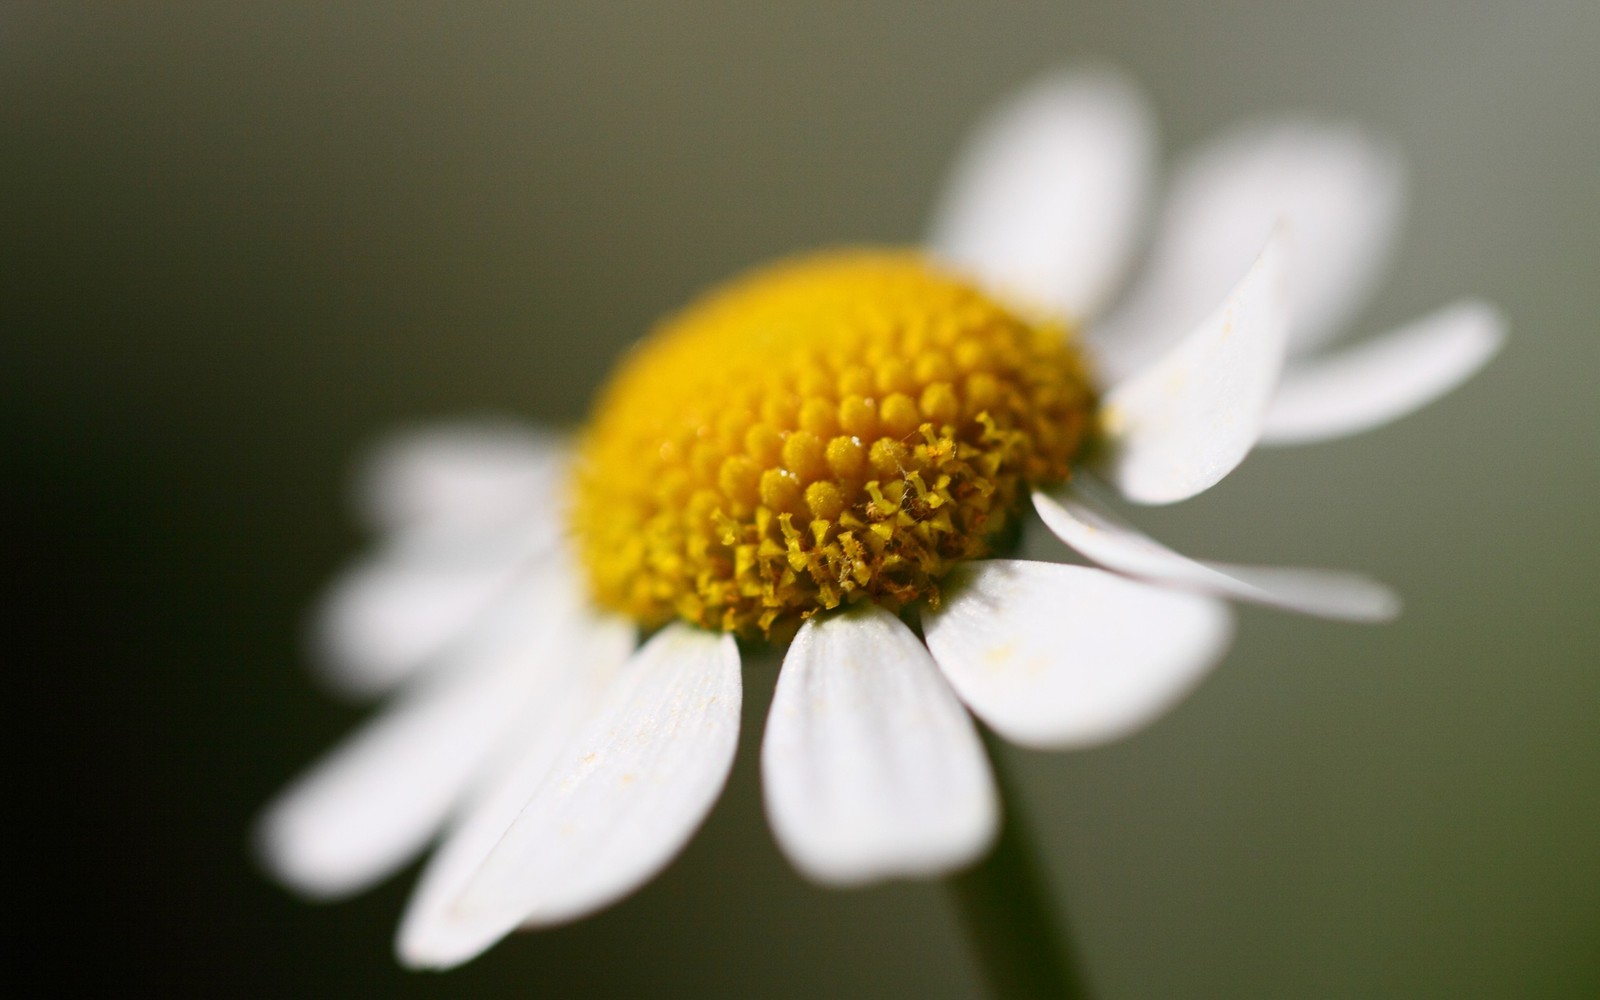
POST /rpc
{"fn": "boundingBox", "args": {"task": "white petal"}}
[355,420,569,536]
[1261,300,1505,445]
[923,560,1233,748]
[1096,232,1290,505]
[309,528,557,697]
[762,604,997,886]
[398,624,741,968]
[928,66,1156,321]
[1033,485,1400,621]
[258,573,627,900]
[1092,121,1404,377]
[396,620,634,968]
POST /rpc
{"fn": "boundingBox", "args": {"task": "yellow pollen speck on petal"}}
[571,249,1098,638]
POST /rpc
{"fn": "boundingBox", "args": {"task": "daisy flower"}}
[257,66,1503,971]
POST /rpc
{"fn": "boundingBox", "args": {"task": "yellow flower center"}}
[571,250,1097,638]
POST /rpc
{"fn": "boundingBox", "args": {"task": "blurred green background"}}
[7,2,1598,996]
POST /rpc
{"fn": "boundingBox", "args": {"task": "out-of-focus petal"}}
[1095,232,1290,505]
[309,527,558,698]
[923,560,1233,748]
[1261,300,1505,445]
[762,604,997,887]
[928,66,1156,322]
[1033,485,1400,621]
[1093,122,1404,377]
[398,625,740,969]
[354,420,569,536]
[258,573,630,900]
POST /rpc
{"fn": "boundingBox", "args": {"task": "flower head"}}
[258,65,1502,968]
[574,250,1096,637]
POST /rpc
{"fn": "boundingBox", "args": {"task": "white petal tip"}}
[1261,299,1506,445]
[1368,590,1404,623]
[1236,570,1402,623]
[930,63,1155,320]
[791,807,999,888]
[1034,485,1404,624]
[355,420,567,534]
[1098,230,1290,505]
[251,802,368,903]
[394,918,502,972]
[924,561,1236,751]
[399,625,740,966]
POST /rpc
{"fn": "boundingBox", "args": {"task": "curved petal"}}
[1033,485,1400,621]
[308,527,558,698]
[354,420,569,536]
[923,560,1233,748]
[1261,300,1505,445]
[1093,121,1404,377]
[1095,232,1289,505]
[257,571,627,900]
[396,622,635,968]
[398,624,741,969]
[762,604,997,887]
[928,65,1156,322]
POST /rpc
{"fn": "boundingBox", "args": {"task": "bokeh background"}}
[7,2,1598,996]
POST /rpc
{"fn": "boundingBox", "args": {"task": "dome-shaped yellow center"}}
[571,250,1097,638]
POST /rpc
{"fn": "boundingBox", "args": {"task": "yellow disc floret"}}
[572,250,1097,638]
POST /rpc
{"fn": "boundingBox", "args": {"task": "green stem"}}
[946,727,1090,1000]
